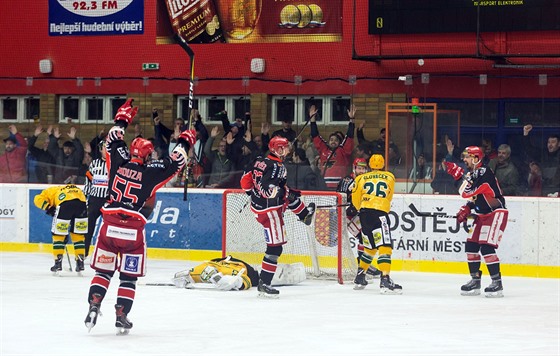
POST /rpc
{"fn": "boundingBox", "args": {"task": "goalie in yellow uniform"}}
[172,256,306,291]
[34,184,88,275]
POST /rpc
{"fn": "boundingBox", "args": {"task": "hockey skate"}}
[353,268,368,290]
[302,203,316,226]
[75,254,85,275]
[115,304,133,335]
[50,255,63,276]
[484,273,504,298]
[84,293,103,332]
[258,280,280,299]
[460,271,482,296]
[380,275,403,295]
[366,266,382,280]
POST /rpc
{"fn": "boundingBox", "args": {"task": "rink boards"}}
[0,184,558,278]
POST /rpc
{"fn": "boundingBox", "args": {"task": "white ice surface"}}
[1,252,558,356]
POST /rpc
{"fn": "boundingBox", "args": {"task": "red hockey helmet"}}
[463,146,484,162]
[130,138,154,161]
[353,158,368,174]
[269,136,290,158]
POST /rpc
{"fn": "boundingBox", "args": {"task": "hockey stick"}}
[64,245,73,272]
[316,203,351,209]
[175,34,195,201]
[408,203,516,222]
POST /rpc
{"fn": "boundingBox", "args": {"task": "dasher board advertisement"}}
[49,0,144,36]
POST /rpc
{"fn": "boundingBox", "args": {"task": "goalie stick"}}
[175,34,195,201]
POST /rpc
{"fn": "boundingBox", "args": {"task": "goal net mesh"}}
[222,190,357,283]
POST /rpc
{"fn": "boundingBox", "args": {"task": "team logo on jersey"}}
[124,255,139,273]
[58,193,67,200]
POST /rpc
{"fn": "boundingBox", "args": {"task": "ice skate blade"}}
[380,287,403,295]
[353,284,367,290]
[76,271,84,277]
[460,290,481,296]
[258,292,279,299]
[484,290,504,298]
[52,271,62,277]
[116,327,130,335]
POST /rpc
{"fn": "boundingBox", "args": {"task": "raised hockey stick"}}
[175,34,195,201]
[408,203,516,222]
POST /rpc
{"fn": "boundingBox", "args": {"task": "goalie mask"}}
[269,136,290,159]
[462,146,484,169]
[130,138,154,163]
[353,158,368,176]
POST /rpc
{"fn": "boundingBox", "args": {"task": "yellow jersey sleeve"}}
[351,170,395,213]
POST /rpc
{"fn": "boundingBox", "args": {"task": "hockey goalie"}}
[172,256,306,291]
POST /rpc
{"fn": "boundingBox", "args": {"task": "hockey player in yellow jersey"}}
[351,154,402,294]
[34,184,88,275]
[172,256,306,291]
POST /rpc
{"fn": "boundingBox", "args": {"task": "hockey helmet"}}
[369,154,385,170]
[353,157,368,175]
[130,138,154,161]
[462,146,484,167]
[269,136,290,158]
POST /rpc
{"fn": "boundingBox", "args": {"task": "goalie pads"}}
[271,263,306,286]
[210,271,244,291]
[172,270,195,289]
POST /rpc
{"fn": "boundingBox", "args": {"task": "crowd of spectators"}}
[0,113,558,197]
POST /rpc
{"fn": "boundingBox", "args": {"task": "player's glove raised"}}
[177,129,196,149]
[114,98,138,126]
[456,205,471,223]
[45,206,56,217]
[444,161,464,181]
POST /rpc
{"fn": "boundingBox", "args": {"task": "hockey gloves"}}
[177,129,197,149]
[286,188,301,203]
[114,98,138,127]
[456,205,471,223]
[444,161,464,180]
[45,206,56,217]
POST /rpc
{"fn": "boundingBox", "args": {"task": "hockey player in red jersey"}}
[84,99,196,334]
[336,158,381,279]
[240,136,316,298]
[445,146,508,298]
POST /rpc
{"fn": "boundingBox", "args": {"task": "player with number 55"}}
[350,154,402,294]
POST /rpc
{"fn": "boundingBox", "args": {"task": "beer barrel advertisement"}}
[162,0,342,43]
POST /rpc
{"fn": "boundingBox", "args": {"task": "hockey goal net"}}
[222,190,357,284]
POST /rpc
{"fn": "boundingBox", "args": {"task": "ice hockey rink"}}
[1,252,558,356]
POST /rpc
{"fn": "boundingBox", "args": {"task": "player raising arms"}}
[351,154,402,294]
[445,146,507,297]
[84,99,196,334]
[240,136,316,298]
[336,158,381,279]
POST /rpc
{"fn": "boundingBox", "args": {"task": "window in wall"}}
[504,100,560,127]
[178,98,199,120]
[233,97,250,119]
[110,97,128,118]
[272,96,351,124]
[24,98,40,121]
[1,96,40,121]
[59,96,126,123]
[437,101,498,126]
[331,97,351,122]
[86,97,104,122]
[1,98,18,121]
